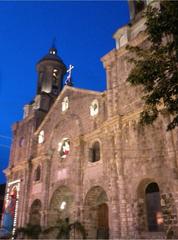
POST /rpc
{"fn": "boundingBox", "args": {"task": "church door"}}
[97,203,109,239]
[145,183,163,231]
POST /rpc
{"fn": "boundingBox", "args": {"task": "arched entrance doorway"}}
[137,180,164,232]
[97,203,109,238]
[84,186,109,239]
[29,199,42,225]
[48,186,74,227]
[145,182,163,231]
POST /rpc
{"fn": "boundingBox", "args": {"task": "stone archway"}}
[84,186,109,239]
[136,179,164,232]
[145,182,163,231]
[48,186,74,227]
[29,199,42,225]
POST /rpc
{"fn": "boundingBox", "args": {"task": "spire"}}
[49,38,57,56]
[38,39,64,63]
[52,37,56,49]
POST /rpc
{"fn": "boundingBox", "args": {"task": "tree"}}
[126,1,178,130]
[43,218,86,239]
[15,223,42,239]
[15,218,86,239]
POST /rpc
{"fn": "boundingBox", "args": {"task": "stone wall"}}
[5,7,178,239]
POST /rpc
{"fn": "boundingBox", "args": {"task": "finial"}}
[49,37,57,55]
[65,64,74,86]
[52,37,56,49]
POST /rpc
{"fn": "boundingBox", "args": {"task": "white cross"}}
[67,64,74,78]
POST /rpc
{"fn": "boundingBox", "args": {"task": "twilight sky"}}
[0,1,130,184]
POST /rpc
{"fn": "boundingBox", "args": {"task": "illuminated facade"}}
[2,1,178,239]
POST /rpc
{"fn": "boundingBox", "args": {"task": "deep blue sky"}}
[0,1,130,184]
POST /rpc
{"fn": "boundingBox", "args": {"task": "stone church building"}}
[3,0,178,239]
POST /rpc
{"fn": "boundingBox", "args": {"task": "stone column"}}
[112,64,119,115]
[114,119,131,238]
[72,136,84,223]
[106,66,113,119]
[20,120,35,226]
[103,133,120,239]
[42,156,52,227]
[21,160,32,226]
[18,168,28,227]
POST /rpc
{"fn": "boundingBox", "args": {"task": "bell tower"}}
[36,45,66,96]
[23,45,67,128]
[128,0,147,22]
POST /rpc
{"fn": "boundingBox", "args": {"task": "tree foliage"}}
[127,1,178,130]
[15,223,42,239]
[43,218,86,239]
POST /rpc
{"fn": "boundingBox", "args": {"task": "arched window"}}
[62,97,69,112]
[29,199,42,225]
[90,141,100,162]
[19,137,25,147]
[38,130,44,144]
[34,166,41,182]
[145,182,163,231]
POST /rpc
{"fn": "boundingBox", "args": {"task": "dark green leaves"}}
[127,1,178,130]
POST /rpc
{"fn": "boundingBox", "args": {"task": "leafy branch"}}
[127,1,178,130]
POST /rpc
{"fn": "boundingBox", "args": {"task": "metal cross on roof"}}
[65,64,74,86]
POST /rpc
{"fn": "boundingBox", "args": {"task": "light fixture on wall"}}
[60,201,66,210]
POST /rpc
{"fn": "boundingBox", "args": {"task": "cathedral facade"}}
[2,1,178,239]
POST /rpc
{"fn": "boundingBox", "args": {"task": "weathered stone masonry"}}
[4,1,178,239]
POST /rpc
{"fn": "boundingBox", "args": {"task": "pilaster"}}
[114,118,131,238]
[106,66,113,119]
[104,133,120,239]
[42,156,52,227]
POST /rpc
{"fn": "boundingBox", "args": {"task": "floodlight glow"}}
[60,201,66,210]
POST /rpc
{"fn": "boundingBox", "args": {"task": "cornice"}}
[83,115,122,141]
[3,160,27,176]
[122,109,142,123]
[30,152,53,164]
[101,31,148,69]
[101,49,117,70]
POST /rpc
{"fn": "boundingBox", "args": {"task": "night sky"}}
[0,1,130,184]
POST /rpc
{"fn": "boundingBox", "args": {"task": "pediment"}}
[34,86,103,135]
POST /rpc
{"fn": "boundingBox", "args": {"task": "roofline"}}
[63,85,103,95]
[34,85,104,135]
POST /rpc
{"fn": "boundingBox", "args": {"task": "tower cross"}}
[67,64,74,78]
[65,64,74,86]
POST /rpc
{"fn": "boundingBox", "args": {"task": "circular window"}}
[90,99,99,117]
[58,138,70,159]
